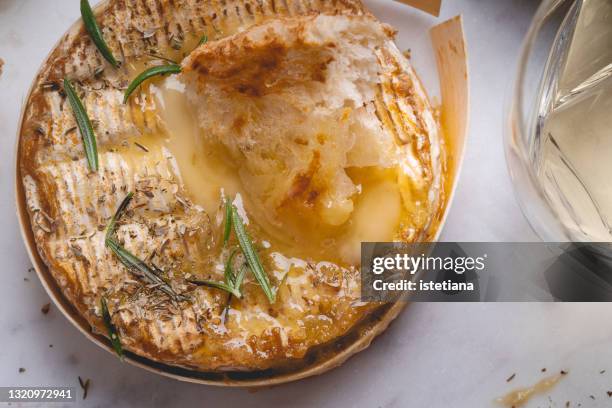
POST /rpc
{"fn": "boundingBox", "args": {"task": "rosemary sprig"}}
[197,34,208,47]
[221,262,247,323]
[231,206,275,303]
[80,0,119,68]
[106,238,187,302]
[187,279,242,298]
[189,249,243,298]
[104,192,133,242]
[123,64,182,103]
[225,254,247,313]
[104,192,186,301]
[100,297,123,359]
[64,78,98,172]
[223,199,232,246]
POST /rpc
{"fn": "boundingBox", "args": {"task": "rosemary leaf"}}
[224,248,239,287]
[276,270,290,295]
[104,192,134,242]
[106,238,187,301]
[80,0,119,68]
[64,78,98,172]
[100,297,123,359]
[198,34,208,46]
[231,206,275,303]
[187,279,242,298]
[223,199,232,246]
[123,64,182,103]
[222,255,245,324]
[233,263,248,292]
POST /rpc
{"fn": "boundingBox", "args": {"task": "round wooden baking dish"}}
[15,0,468,386]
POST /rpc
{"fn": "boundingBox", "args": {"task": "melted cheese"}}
[142,77,406,265]
[150,77,242,215]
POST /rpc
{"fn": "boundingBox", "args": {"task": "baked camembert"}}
[19,0,446,372]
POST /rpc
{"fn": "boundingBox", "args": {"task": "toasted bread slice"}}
[181,14,444,261]
[182,15,399,229]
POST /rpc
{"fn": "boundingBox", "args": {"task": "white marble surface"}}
[3,0,612,407]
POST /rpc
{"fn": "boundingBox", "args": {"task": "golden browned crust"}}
[18,0,445,373]
[182,14,394,97]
